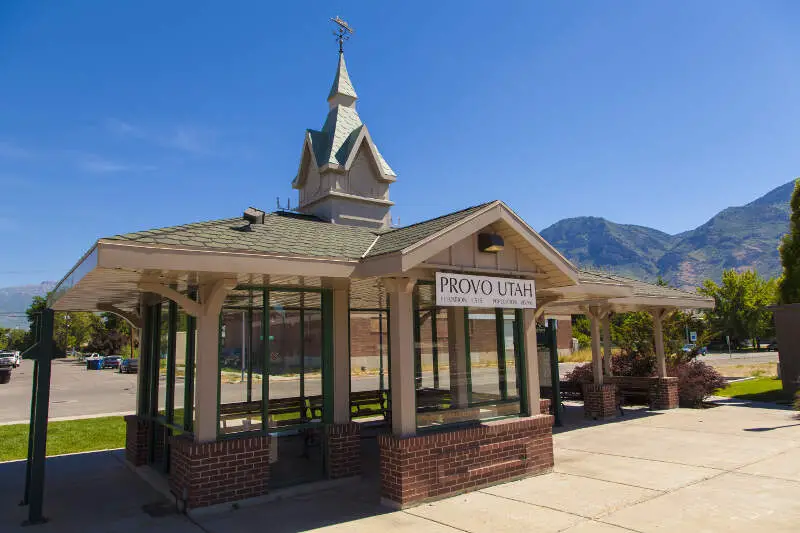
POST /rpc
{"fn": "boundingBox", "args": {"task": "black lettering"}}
[497,281,508,296]
[523,283,533,297]
[439,276,450,293]
[458,278,471,294]
[449,277,460,293]
[481,280,493,295]
[469,278,481,294]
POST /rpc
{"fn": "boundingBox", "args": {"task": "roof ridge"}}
[580,269,703,296]
[378,201,496,236]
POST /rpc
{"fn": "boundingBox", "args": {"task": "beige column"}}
[384,277,416,437]
[652,308,667,378]
[523,309,542,416]
[602,314,612,376]
[194,279,235,442]
[446,307,468,408]
[328,279,351,424]
[588,307,603,385]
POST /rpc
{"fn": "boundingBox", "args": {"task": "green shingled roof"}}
[366,202,495,257]
[107,212,377,260]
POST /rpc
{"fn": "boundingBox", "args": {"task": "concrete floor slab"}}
[737,446,800,481]
[405,491,583,533]
[555,422,796,470]
[603,471,800,533]
[562,520,640,532]
[627,405,800,442]
[482,472,659,519]
[304,512,463,532]
[555,448,720,491]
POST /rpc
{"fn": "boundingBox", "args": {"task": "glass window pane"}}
[349,310,389,420]
[468,310,500,402]
[157,303,168,417]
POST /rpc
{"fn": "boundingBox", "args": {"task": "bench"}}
[608,377,653,416]
[350,390,389,419]
[219,401,262,431]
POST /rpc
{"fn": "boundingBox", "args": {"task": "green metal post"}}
[464,308,473,405]
[496,309,508,400]
[166,301,177,424]
[431,309,440,389]
[21,311,41,507]
[262,290,269,427]
[299,306,305,420]
[412,292,421,390]
[184,290,196,432]
[24,308,55,525]
[548,319,563,426]
[514,309,529,416]
[247,290,253,404]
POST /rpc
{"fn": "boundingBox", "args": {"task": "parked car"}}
[119,358,139,374]
[103,355,123,369]
[85,353,104,370]
[0,352,15,384]
[767,341,778,351]
[681,343,708,356]
[0,351,20,368]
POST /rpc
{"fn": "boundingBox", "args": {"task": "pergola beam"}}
[96,303,143,329]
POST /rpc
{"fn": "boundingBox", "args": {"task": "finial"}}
[330,16,354,54]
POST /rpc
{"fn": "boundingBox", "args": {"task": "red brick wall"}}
[378,414,554,508]
[539,398,551,415]
[649,377,679,409]
[124,415,148,467]
[582,384,617,419]
[557,319,572,351]
[326,423,361,479]
[169,435,270,509]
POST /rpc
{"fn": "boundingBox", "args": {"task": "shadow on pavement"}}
[0,450,196,533]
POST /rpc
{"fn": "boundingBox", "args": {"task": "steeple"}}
[292,18,396,230]
[327,53,358,109]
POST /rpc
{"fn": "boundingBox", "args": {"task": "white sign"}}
[435,272,536,309]
[690,331,697,342]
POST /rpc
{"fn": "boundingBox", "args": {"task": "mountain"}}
[540,180,795,289]
[0,282,56,329]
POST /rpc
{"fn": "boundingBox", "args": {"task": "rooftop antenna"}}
[331,16,354,54]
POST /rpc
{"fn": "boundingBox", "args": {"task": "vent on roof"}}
[243,207,266,224]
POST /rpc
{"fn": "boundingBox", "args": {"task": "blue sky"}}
[1,1,799,287]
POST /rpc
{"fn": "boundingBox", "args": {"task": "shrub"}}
[564,363,593,385]
[574,331,591,349]
[669,361,726,408]
[612,352,656,377]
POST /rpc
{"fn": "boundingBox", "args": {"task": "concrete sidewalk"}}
[2,401,799,532]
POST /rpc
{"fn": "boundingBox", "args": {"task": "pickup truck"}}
[0,352,14,384]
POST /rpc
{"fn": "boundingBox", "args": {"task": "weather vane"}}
[331,16,354,54]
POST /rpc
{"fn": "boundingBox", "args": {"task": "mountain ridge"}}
[540,180,795,289]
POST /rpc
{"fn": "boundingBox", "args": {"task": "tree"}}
[779,178,800,304]
[699,269,777,348]
[571,315,591,348]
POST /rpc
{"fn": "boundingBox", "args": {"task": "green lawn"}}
[0,416,126,463]
[715,377,793,404]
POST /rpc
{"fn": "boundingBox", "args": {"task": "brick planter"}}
[169,434,270,509]
[582,384,617,419]
[378,414,554,509]
[539,398,551,415]
[649,377,679,410]
[124,415,148,467]
[326,422,361,479]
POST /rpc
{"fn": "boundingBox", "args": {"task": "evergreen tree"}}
[779,178,800,304]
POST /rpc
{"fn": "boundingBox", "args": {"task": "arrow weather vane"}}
[331,16,354,54]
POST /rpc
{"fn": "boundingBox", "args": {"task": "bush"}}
[669,361,726,408]
[612,352,655,377]
[564,363,593,385]
[574,331,591,349]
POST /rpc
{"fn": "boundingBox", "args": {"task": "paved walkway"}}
[2,401,799,532]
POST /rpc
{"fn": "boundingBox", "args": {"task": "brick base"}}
[539,398,551,415]
[326,423,361,479]
[124,415,148,467]
[169,434,270,509]
[649,377,679,410]
[582,384,617,419]
[378,414,554,508]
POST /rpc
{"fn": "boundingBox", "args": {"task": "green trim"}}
[137,305,152,417]
[547,319,562,426]
[184,288,197,432]
[431,309,439,389]
[246,291,254,403]
[495,309,507,400]
[386,296,392,414]
[299,305,306,419]
[412,290,421,391]
[463,307,473,404]
[321,288,334,424]
[262,289,269,430]
[165,300,178,424]
[514,309,529,416]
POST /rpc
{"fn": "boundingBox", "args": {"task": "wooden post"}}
[384,277,416,436]
[602,314,612,376]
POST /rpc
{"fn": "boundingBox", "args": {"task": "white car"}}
[13,351,21,367]
[0,351,19,368]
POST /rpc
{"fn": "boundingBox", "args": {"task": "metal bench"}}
[350,390,389,419]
